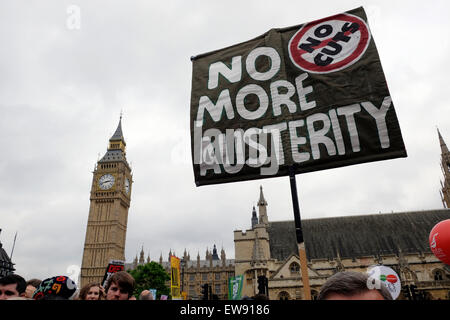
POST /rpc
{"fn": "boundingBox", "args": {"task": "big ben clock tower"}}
[80,116,133,287]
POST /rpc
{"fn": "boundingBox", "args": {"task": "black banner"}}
[190,7,407,186]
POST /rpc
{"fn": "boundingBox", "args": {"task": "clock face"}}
[124,178,130,194]
[98,174,115,190]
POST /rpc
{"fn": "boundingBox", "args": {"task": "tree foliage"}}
[128,261,171,299]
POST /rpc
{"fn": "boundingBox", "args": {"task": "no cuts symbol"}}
[289,13,371,74]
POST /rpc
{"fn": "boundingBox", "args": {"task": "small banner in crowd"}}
[367,265,401,300]
[32,276,77,300]
[228,275,244,300]
[149,288,157,300]
[190,6,407,186]
[102,260,125,288]
[170,255,181,299]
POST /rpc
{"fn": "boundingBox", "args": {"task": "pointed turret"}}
[139,246,145,265]
[257,186,269,225]
[258,185,267,206]
[438,128,449,154]
[212,244,219,260]
[251,206,258,228]
[221,247,226,267]
[438,128,450,208]
[133,255,138,269]
[99,115,129,164]
[110,115,126,145]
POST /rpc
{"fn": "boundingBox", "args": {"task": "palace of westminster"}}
[2,117,446,299]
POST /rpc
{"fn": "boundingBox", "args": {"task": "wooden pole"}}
[289,166,311,300]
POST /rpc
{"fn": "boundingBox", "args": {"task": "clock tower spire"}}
[80,116,133,287]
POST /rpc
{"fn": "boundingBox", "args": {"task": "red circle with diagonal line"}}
[386,274,398,284]
[289,13,371,74]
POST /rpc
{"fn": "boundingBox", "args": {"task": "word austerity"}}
[193,47,392,176]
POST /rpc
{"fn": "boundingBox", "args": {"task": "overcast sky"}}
[0,0,449,283]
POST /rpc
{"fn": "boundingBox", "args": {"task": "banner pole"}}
[288,166,311,300]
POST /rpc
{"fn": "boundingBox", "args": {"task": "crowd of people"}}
[0,271,137,300]
[0,270,393,300]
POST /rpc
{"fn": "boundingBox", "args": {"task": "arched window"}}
[278,291,290,300]
[433,269,444,281]
[289,262,300,275]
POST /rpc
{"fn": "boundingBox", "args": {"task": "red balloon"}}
[429,219,450,265]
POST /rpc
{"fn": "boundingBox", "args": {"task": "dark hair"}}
[26,278,42,288]
[0,274,27,294]
[105,271,135,298]
[318,271,393,300]
[79,282,104,300]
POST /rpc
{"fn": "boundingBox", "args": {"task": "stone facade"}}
[128,246,235,300]
[162,246,235,300]
[122,130,450,300]
[234,186,450,300]
[80,117,133,287]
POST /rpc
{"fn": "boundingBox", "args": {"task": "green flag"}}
[228,275,244,300]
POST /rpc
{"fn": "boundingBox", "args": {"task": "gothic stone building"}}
[164,247,234,300]
[234,131,450,300]
[128,246,235,300]
[123,129,450,300]
[235,184,450,300]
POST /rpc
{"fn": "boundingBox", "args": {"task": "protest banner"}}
[102,260,125,288]
[190,6,407,301]
[190,6,406,187]
[149,289,157,300]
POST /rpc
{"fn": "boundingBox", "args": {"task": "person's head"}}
[32,276,77,300]
[139,289,153,300]
[105,271,135,300]
[79,282,104,300]
[25,278,41,299]
[318,271,393,300]
[0,274,27,300]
